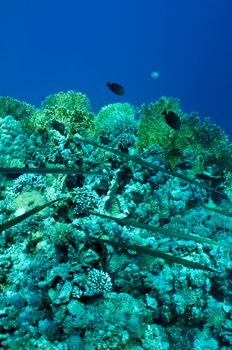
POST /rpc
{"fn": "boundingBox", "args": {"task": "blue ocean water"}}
[0,0,231,138]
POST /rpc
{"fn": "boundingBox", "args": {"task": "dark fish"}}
[162,109,181,130]
[196,173,224,184]
[196,173,215,181]
[106,81,125,96]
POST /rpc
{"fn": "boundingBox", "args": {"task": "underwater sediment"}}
[0,91,232,349]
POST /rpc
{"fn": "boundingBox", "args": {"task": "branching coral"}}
[72,186,99,214]
[84,268,112,296]
[1,92,232,350]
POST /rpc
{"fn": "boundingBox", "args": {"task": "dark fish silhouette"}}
[196,173,214,181]
[162,109,181,130]
[106,81,125,96]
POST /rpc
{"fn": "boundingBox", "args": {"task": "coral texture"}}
[0,92,232,349]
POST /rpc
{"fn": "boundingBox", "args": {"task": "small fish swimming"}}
[151,71,160,79]
[106,81,125,96]
[162,109,181,130]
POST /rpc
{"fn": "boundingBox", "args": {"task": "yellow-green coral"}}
[96,102,135,122]
[137,97,185,167]
[22,90,95,136]
[137,96,230,169]
[93,103,137,150]
[0,96,35,120]
[137,96,180,149]
[42,90,91,113]
[94,102,136,137]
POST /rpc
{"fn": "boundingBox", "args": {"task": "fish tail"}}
[162,109,167,116]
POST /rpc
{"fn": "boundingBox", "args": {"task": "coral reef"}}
[0,115,43,167]
[0,92,232,349]
[94,102,137,151]
[0,96,35,120]
[137,97,230,172]
[22,90,95,137]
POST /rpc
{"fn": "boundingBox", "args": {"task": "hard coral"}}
[84,269,112,296]
[23,90,95,136]
[1,92,232,349]
[42,90,91,112]
[95,102,137,145]
[137,96,231,171]
[6,174,46,194]
[72,186,98,214]
[50,222,75,247]
[0,115,40,167]
[0,96,35,120]
[137,97,186,168]
[137,96,180,151]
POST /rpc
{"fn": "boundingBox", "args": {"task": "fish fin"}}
[162,109,167,116]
